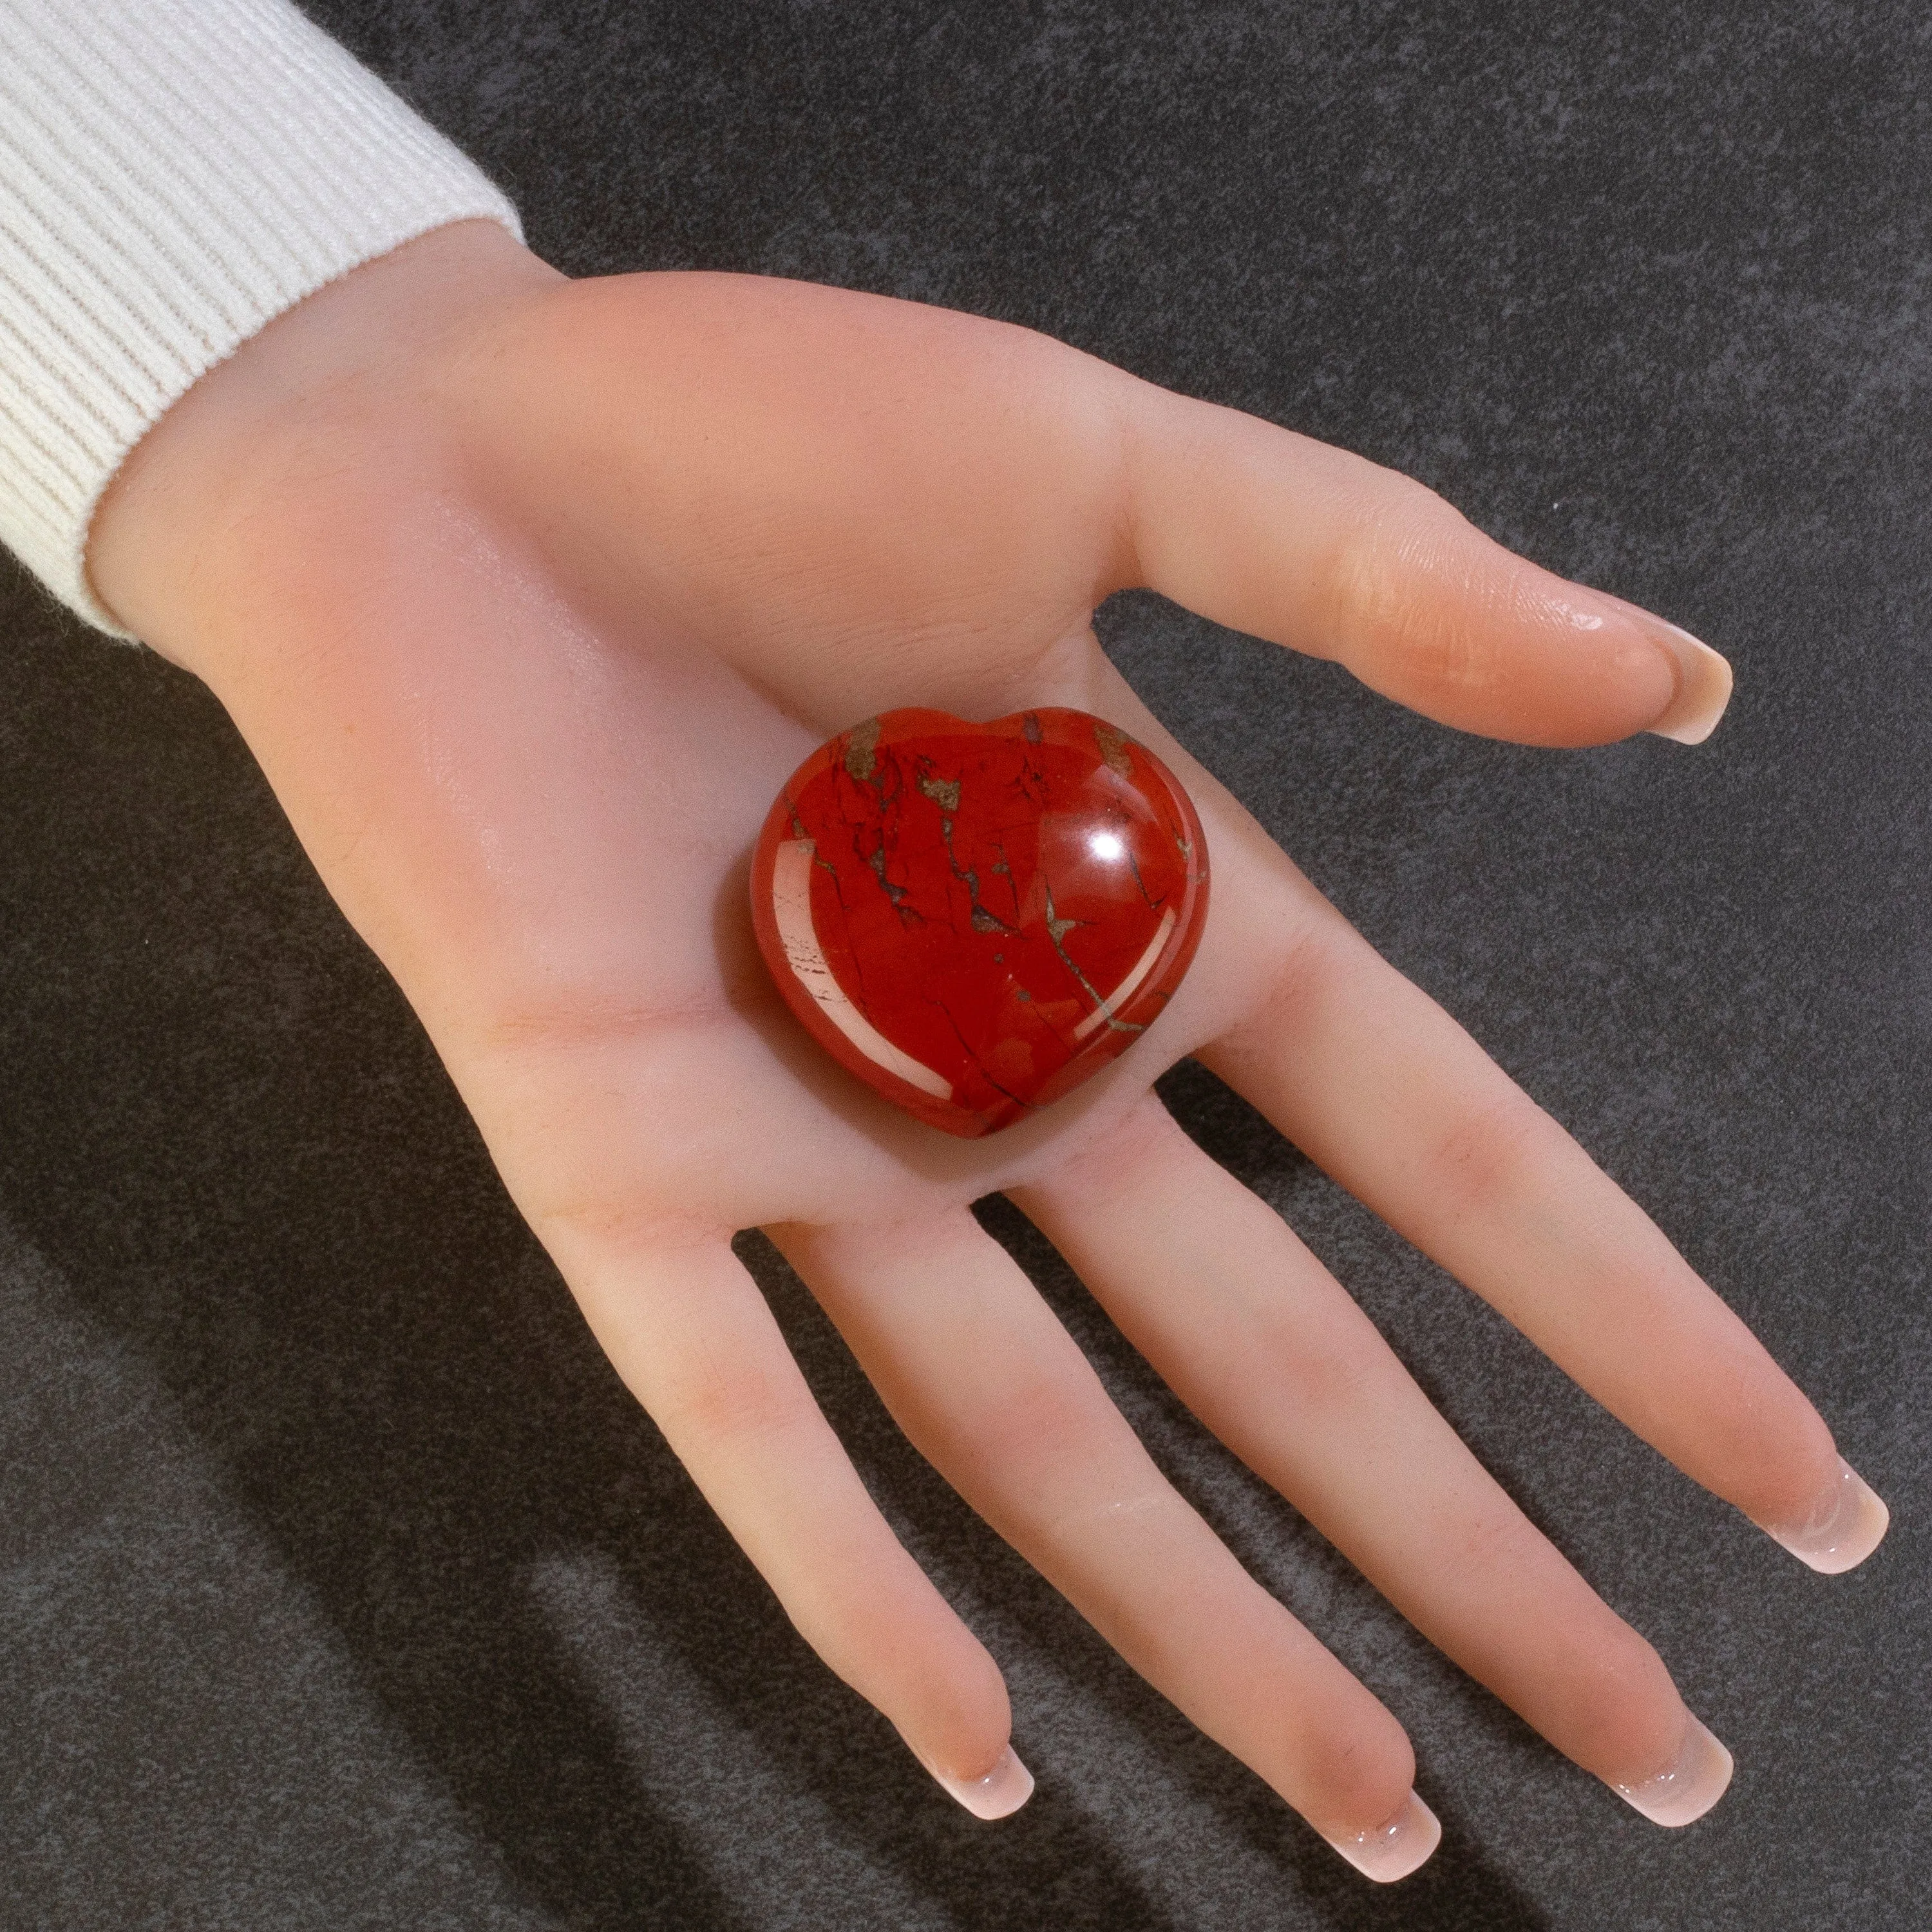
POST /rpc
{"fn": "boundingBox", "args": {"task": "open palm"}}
[94,223,1878,1879]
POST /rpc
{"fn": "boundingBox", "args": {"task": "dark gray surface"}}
[2,3,1926,1926]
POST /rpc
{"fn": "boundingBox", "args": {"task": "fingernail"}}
[1757,1457,1891,1574]
[1647,622,1734,744]
[929,1745,1035,1820]
[1611,1714,1734,1826]
[1324,1790,1441,1882]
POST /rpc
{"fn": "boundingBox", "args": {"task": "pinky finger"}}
[543,1223,1032,1820]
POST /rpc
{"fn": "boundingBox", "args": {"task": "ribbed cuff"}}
[0,0,523,636]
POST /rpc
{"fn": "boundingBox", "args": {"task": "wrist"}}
[87,219,565,679]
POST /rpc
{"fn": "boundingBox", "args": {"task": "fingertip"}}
[1645,623,1734,744]
[1756,1457,1891,1574]
[1610,1714,1734,1827]
[1323,1790,1442,1882]
[925,1743,1036,1820]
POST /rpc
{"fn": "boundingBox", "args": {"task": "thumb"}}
[1115,382,1729,748]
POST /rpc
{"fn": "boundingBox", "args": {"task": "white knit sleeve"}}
[0,0,523,636]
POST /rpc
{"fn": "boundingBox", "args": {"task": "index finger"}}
[1198,904,1888,1571]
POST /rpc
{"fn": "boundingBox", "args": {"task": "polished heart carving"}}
[750,706,1209,1137]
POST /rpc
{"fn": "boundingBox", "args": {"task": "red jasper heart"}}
[750,707,1209,1137]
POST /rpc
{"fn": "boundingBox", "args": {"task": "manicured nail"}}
[1647,622,1734,744]
[929,1745,1035,1820]
[1757,1457,1891,1574]
[1324,1790,1441,1882]
[1611,1715,1734,1826]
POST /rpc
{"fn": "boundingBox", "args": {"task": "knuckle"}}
[1245,1303,1382,1423]
[468,989,731,1064]
[1417,1086,1553,1224]
[652,1353,816,1454]
[1321,486,1495,693]
[956,1372,1109,1488]
[528,1193,721,1277]
[1224,913,1363,1056]
[1031,1092,1186,1205]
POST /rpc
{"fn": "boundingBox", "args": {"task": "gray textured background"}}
[2,3,1927,1927]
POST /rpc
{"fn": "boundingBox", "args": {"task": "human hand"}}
[88,218,1885,1880]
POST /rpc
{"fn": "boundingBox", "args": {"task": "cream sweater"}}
[0,0,522,635]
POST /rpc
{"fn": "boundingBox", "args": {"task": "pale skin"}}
[89,218,1883,1877]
